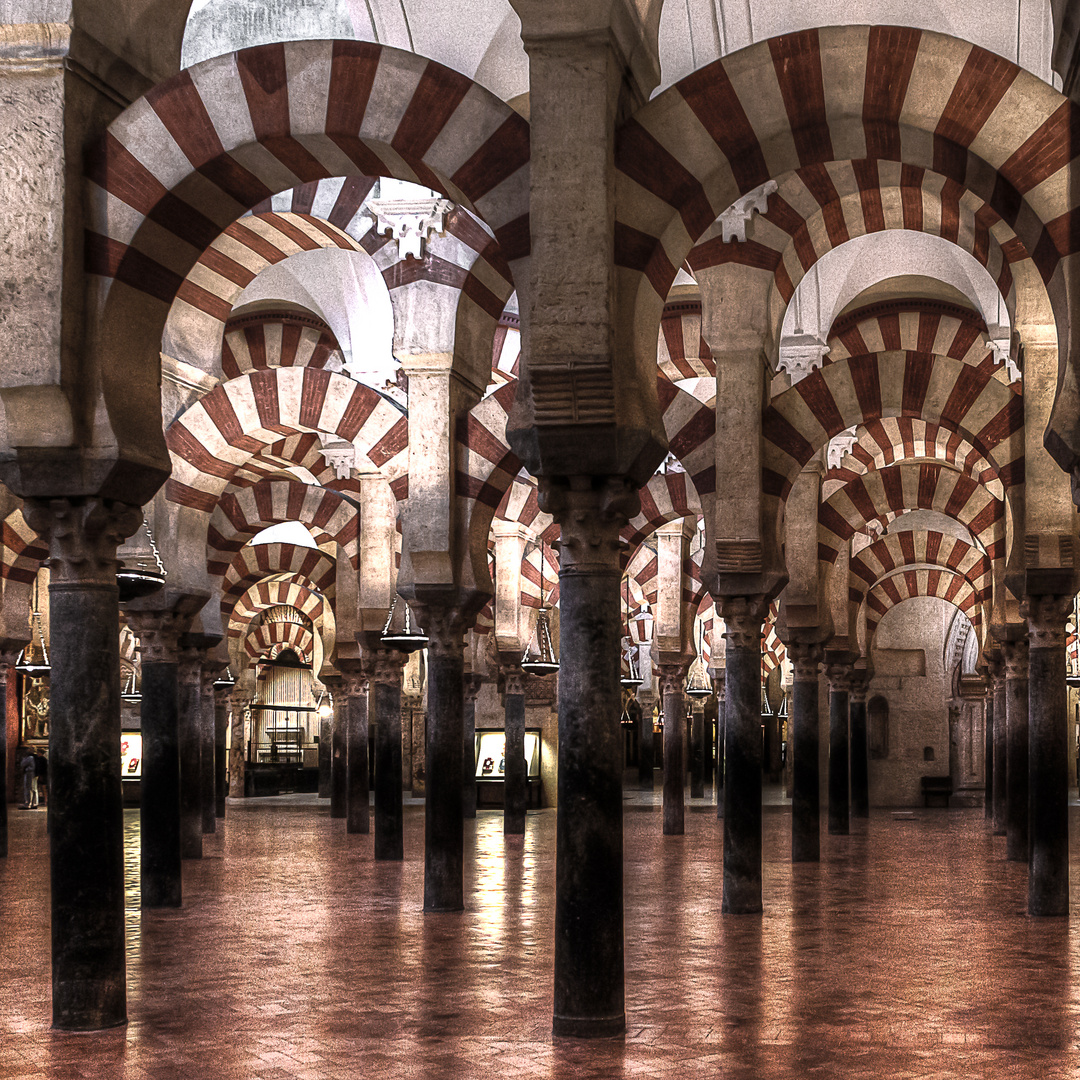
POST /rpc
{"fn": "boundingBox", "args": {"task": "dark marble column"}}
[849,672,870,820]
[26,497,142,1030]
[503,666,527,835]
[788,641,822,862]
[1026,594,1073,916]
[0,651,18,859]
[418,606,467,911]
[541,476,637,1038]
[825,661,851,836]
[984,682,994,820]
[199,666,217,835]
[326,675,346,819]
[318,689,332,799]
[638,691,655,787]
[703,696,716,792]
[177,651,203,859]
[990,652,1007,837]
[690,701,705,798]
[1002,639,1029,863]
[342,669,370,835]
[125,611,182,909]
[214,685,228,819]
[227,691,247,798]
[719,597,767,914]
[714,678,726,818]
[371,650,406,860]
[463,675,482,819]
[659,664,687,835]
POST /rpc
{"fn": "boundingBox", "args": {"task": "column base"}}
[423,901,464,914]
[553,1013,626,1038]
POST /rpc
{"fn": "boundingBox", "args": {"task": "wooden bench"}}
[920,775,953,808]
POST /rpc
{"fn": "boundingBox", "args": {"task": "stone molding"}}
[1002,638,1030,681]
[786,640,823,682]
[718,596,767,650]
[539,477,639,575]
[25,497,141,588]
[1023,594,1075,649]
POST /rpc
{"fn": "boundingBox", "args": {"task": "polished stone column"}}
[659,664,687,835]
[690,700,705,798]
[638,690,655,787]
[228,691,248,798]
[0,650,18,859]
[26,497,141,1030]
[326,675,346,819]
[984,682,994,820]
[177,651,203,860]
[788,641,823,862]
[463,674,482,819]
[371,650,407,860]
[990,653,1007,837]
[318,689,332,798]
[849,673,870,820]
[125,611,182,909]
[825,661,851,836]
[342,669,370,835]
[541,477,637,1038]
[1003,639,1029,863]
[720,596,767,914]
[503,666,527,836]
[1026,594,1073,916]
[199,666,217,835]
[714,677,726,818]
[419,607,467,910]
[214,685,228,819]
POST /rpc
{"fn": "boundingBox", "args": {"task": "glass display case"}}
[120,732,142,779]
[473,729,543,808]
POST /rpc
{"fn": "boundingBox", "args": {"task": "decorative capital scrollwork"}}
[823,662,853,694]
[125,609,182,664]
[786,640,823,682]
[371,649,408,685]
[412,603,467,661]
[1002,638,1029,681]
[538,476,640,575]
[718,595,768,650]
[657,662,689,698]
[341,670,368,698]
[25,497,142,587]
[1022,594,1075,649]
[177,649,203,687]
[502,666,526,697]
[986,652,1006,687]
[463,673,484,705]
[848,671,870,704]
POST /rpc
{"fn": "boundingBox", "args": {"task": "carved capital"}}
[1002,638,1029,681]
[1023,594,1075,649]
[718,595,768,650]
[657,662,689,698]
[503,666,526,698]
[341,670,368,698]
[463,673,484,705]
[125,609,183,664]
[413,603,466,661]
[177,650,203,687]
[824,662,853,694]
[986,652,1005,687]
[371,649,407,685]
[786,640,823,682]
[539,476,639,575]
[848,671,870,704]
[25,497,142,587]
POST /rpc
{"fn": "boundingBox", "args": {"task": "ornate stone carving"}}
[848,671,870,704]
[412,604,467,660]
[365,197,453,260]
[986,652,1006,687]
[718,596,768,650]
[503,666,526,698]
[538,477,640,575]
[787,640,823,682]
[1002,638,1029,681]
[826,426,859,470]
[1023,595,1075,649]
[823,662,853,693]
[657,662,689,698]
[25,497,142,587]
[371,649,408,685]
[177,650,203,687]
[463,673,484,706]
[125,610,183,665]
[718,180,778,242]
[341,670,368,698]
[318,438,355,480]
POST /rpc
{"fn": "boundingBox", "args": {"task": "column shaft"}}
[992,660,1007,836]
[638,695,654,787]
[372,659,404,860]
[330,686,346,819]
[504,676,527,835]
[984,688,994,819]
[715,688,725,818]
[827,672,850,836]
[200,672,216,835]
[346,681,370,835]
[177,658,203,859]
[214,691,227,819]
[849,687,869,819]
[228,696,246,798]
[661,673,685,835]
[0,663,9,858]
[789,644,822,862]
[140,661,181,907]
[1004,641,1029,863]
[463,679,479,819]
[318,697,332,798]
[690,704,705,798]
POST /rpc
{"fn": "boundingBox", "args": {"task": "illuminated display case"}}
[120,732,142,779]
[473,729,543,808]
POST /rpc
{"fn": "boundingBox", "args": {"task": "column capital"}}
[24,497,142,587]
[823,661,853,694]
[1023,594,1075,649]
[656,662,689,698]
[463,673,484,705]
[412,603,467,661]
[1002,637,1030,680]
[125,609,184,664]
[539,476,639,574]
[986,651,1006,686]
[340,669,368,697]
[371,649,408,685]
[717,596,768,650]
[177,649,202,686]
[502,666,526,698]
[786,639,823,682]
[848,670,870,704]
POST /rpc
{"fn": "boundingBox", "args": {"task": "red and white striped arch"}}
[244,620,316,664]
[818,462,1004,564]
[221,310,343,379]
[659,299,714,382]
[864,568,984,650]
[227,576,327,642]
[848,530,991,608]
[165,367,408,512]
[220,543,337,610]
[764,351,1024,503]
[1,510,47,585]
[207,480,359,575]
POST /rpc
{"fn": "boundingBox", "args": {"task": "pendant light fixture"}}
[521,539,559,676]
[16,576,50,679]
[214,667,236,690]
[117,515,167,602]
[685,617,712,699]
[620,575,643,687]
[121,666,141,704]
[380,595,429,653]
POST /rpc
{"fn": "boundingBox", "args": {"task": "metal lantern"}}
[620,646,643,688]
[16,579,50,679]
[685,661,711,699]
[380,596,429,653]
[521,607,560,676]
[214,667,236,690]
[116,515,167,602]
[120,666,141,704]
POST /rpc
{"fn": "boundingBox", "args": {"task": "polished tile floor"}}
[2,791,1080,1079]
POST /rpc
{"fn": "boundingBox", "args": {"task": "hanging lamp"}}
[619,576,643,687]
[16,577,50,678]
[521,539,559,676]
[117,515,167,602]
[380,595,429,653]
[121,666,141,704]
[214,667,236,690]
[685,618,711,698]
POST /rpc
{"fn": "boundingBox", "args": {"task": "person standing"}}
[20,749,36,809]
[34,750,48,806]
